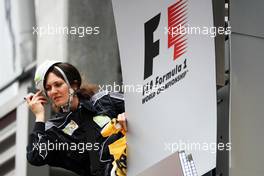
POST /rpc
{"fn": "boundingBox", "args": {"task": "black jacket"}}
[27,91,125,176]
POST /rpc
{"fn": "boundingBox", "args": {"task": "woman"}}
[26,60,126,176]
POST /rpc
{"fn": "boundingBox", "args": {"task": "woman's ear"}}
[71,80,79,91]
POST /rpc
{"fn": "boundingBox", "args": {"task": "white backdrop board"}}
[112,0,217,175]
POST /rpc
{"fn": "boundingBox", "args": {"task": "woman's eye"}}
[55,82,63,88]
[45,82,63,91]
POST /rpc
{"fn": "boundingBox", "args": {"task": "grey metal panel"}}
[230,33,264,176]
[213,0,226,86]
[230,0,264,38]
[216,85,230,176]
[50,168,79,176]
[67,0,122,86]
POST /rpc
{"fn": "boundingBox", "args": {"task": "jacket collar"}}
[45,97,96,130]
[79,97,97,113]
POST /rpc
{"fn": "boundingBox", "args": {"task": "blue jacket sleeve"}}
[26,122,54,166]
[91,91,125,118]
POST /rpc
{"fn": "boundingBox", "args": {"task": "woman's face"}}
[45,72,69,107]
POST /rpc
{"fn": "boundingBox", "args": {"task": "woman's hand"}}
[26,90,47,122]
[117,113,127,132]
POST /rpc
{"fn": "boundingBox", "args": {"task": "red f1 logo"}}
[168,0,188,60]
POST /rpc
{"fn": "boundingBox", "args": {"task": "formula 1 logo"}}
[144,0,188,80]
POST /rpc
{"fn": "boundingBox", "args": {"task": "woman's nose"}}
[50,86,58,95]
